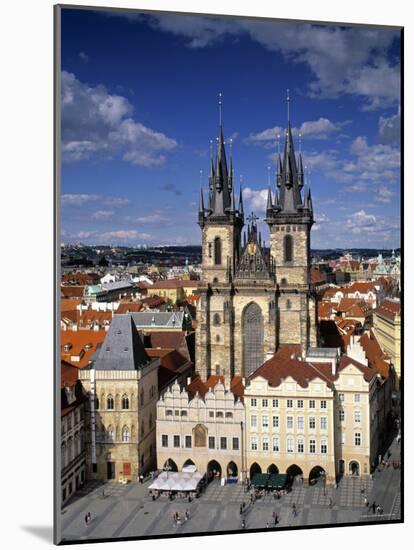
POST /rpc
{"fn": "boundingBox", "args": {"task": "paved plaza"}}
[60,436,401,542]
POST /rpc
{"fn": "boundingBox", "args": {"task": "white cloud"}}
[375,186,396,204]
[378,107,401,145]
[61,194,130,207]
[247,118,340,146]
[346,210,377,233]
[78,51,89,63]
[145,16,399,109]
[92,210,114,219]
[61,71,177,165]
[242,187,268,212]
[71,229,153,243]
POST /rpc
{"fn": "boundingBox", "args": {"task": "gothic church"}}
[195,101,317,382]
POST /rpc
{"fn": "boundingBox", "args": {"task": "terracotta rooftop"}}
[61,286,85,299]
[346,282,377,293]
[61,298,83,312]
[359,331,391,379]
[61,329,106,368]
[146,331,192,362]
[150,279,199,289]
[116,302,143,314]
[376,299,401,321]
[186,375,244,400]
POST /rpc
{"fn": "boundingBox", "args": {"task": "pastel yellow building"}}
[373,298,401,383]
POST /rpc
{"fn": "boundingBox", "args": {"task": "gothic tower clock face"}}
[247,243,257,256]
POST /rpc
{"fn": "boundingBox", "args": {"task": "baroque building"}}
[196,104,317,381]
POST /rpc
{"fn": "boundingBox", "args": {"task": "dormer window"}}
[63,344,72,352]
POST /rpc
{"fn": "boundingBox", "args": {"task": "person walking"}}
[371,501,376,513]
[185,509,189,521]
[292,503,297,517]
[274,514,278,525]
[84,513,89,526]
[329,498,333,508]
[241,519,246,529]
[364,497,368,506]
[266,522,269,528]
[240,504,243,515]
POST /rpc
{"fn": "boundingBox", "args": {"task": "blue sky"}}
[60,8,401,249]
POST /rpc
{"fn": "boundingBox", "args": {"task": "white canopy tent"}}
[148,470,202,492]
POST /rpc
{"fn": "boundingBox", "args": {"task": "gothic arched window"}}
[286,299,292,310]
[122,394,129,410]
[122,426,130,443]
[214,237,222,265]
[242,302,264,378]
[284,234,293,263]
[213,313,221,326]
[107,395,114,410]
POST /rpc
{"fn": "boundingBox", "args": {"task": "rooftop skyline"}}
[61,8,401,249]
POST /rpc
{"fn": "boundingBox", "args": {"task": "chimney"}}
[331,359,336,376]
[186,377,191,386]
[242,377,246,387]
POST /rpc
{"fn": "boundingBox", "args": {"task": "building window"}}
[320,417,327,430]
[262,415,269,428]
[297,439,304,453]
[262,437,269,451]
[173,435,180,448]
[287,438,294,453]
[339,409,345,422]
[225,412,233,418]
[309,417,316,429]
[185,435,192,448]
[181,410,187,417]
[251,437,258,451]
[251,415,257,428]
[287,416,293,429]
[166,409,173,416]
[220,437,227,450]
[208,242,212,258]
[354,411,361,424]
[121,395,129,409]
[272,437,279,452]
[320,400,327,409]
[340,432,345,445]
[213,313,221,326]
[309,400,315,409]
[95,397,99,410]
[208,436,215,449]
[251,398,257,407]
[161,434,168,447]
[355,432,361,446]
[287,399,293,408]
[297,400,304,408]
[107,426,114,441]
[215,334,220,343]
[284,234,294,263]
[272,399,278,408]
[209,411,214,418]
[297,416,304,430]
[272,416,279,428]
[262,399,268,407]
[321,440,328,454]
[122,426,130,443]
[339,393,344,402]
[286,299,292,310]
[354,393,361,403]
[232,437,239,451]
[214,237,222,265]
[216,411,223,418]
[107,395,114,410]
[175,410,180,416]
[309,439,316,453]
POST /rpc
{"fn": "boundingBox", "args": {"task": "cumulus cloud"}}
[70,229,153,243]
[375,186,396,204]
[247,118,341,146]
[92,210,114,219]
[346,210,377,233]
[61,194,130,207]
[242,187,268,212]
[378,107,401,145]
[145,16,399,109]
[61,71,177,165]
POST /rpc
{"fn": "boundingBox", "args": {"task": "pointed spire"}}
[287,88,290,124]
[297,153,304,188]
[277,154,283,187]
[267,186,273,210]
[228,138,233,192]
[239,178,244,216]
[198,172,205,215]
[218,92,223,127]
[230,185,235,212]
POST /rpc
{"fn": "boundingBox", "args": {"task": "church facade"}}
[195,112,317,382]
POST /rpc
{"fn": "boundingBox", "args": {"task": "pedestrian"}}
[102,487,105,499]
[274,514,278,525]
[397,434,401,444]
[329,498,333,508]
[376,505,381,515]
[266,522,269,528]
[272,511,276,519]
[185,509,189,521]
[87,512,91,524]
[241,519,246,529]
[240,504,243,515]
[372,501,376,513]
[242,502,245,511]
[364,497,368,506]
[84,513,88,526]
[139,474,144,484]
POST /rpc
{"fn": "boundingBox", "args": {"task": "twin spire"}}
[198,93,244,227]
[267,89,313,219]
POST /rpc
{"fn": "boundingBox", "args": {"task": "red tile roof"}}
[147,332,191,361]
[150,279,199,290]
[61,298,83,312]
[346,282,377,293]
[359,331,391,379]
[116,302,143,314]
[376,299,401,321]
[186,375,244,399]
[61,286,85,299]
[61,329,106,368]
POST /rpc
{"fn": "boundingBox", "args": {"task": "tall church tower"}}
[196,96,244,381]
[265,92,317,353]
[196,93,317,382]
